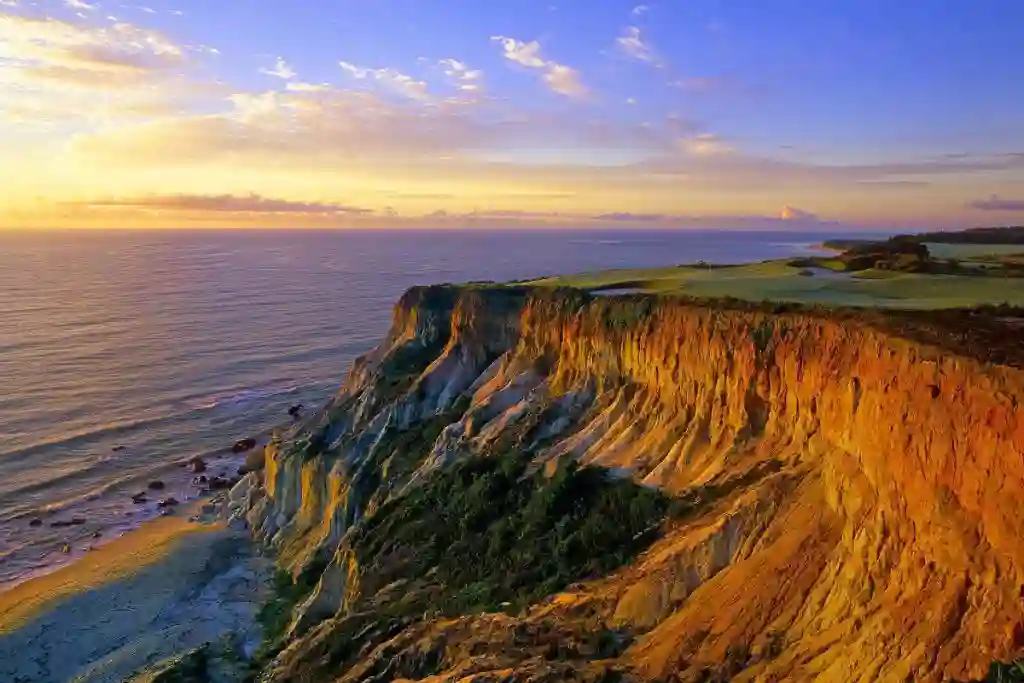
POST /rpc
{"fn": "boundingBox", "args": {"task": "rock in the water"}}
[232,437,257,453]
[158,497,179,508]
[288,403,303,418]
[187,457,207,473]
[132,492,148,504]
[50,518,87,528]
[111,445,126,452]
[92,530,102,538]
[29,518,42,527]
[148,480,166,491]
[209,476,232,490]
[192,475,208,485]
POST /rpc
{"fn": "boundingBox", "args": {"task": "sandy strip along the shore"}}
[0,505,272,683]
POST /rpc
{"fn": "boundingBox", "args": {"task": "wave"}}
[193,382,302,410]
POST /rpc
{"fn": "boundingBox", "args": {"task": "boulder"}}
[157,497,180,508]
[132,492,148,504]
[187,457,207,474]
[232,437,257,453]
[288,404,304,418]
[192,475,209,485]
[147,480,166,490]
[50,518,87,528]
[29,518,42,527]
[209,476,233,490]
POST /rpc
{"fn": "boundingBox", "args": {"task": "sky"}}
[1,0,1023,229]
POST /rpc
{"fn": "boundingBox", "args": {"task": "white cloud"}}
[544,64,585,97]
[616,26,659,65]
[490,35,587,98]
[491,36,547,68]
[632,5,649,15]
[0,0,19,6]
[65,0,97,10]
[286,81,330,92]
[260,57,295,80]
[625,97,636,105]
[439,58,483,92]
[338,60,429,100]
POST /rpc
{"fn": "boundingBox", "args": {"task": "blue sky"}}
[2,0,1024,228]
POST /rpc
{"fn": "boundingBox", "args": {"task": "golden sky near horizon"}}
[2,1,1024,229]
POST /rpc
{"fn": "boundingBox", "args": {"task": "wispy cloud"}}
[64,0,96,10]
[967,195,1024,211]
[632,5,649,16]
[439,58,483,92]
[491,36,586,97]
[338,60,429,100]
[260,57,295,80]
[77,193,373,215]
[616,26,660,66]
[676,133,731,156]
[0,15,185,80]
[286,81,331,92]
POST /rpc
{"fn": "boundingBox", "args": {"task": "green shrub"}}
[351,452,671,616]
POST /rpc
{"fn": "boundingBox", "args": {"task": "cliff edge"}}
[231,286,1024,683]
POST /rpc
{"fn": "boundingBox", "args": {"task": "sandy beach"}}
[0,507,271,683]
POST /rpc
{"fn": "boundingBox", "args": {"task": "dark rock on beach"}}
[29,518,43,527]
[132,492,148,504]
[186,457,207,474]
[148,480,166,491]
[157,498,179,508]
[50,518,87,528]
[231,437,257,453]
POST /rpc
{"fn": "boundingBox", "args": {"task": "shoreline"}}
[0,499,272,683]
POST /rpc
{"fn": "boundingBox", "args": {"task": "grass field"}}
[529,260,1024,309]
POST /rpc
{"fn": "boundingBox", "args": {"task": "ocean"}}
[0,227,874,588]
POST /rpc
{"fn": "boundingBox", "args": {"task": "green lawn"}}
[923,242,1024,260]
[528,260,1024,309]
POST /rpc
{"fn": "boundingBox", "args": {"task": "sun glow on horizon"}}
[2,1,1023,230]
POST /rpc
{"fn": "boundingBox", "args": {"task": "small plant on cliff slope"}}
[350,450,671,615]
[958,659,1024,683]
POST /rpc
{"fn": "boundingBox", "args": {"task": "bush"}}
[351,452,671,616]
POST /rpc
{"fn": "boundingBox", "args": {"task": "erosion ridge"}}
[229,285,1024,683]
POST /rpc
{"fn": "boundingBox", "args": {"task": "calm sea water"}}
[0,228,876,588]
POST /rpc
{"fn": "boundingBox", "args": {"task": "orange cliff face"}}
[231,286,1024,683]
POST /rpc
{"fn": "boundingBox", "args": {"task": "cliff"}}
[230,285,1024,683]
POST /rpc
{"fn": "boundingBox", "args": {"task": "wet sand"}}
[0,507,271,683]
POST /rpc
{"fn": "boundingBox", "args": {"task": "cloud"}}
[75,193,373,215]
[0,15,186,90]
[64,0,96,10]
[491,36,547,68]
[338,60,429,100]
[593,212,668,221]
[632,5,648,15]
[967,195,1024,211]
[260,57,295,80]
[438,58,483,92]
[616,26,659,66]
[286,81,330,92]
[677,133,731,157]
[491,36,587,97]
[543,64,585,97]
[779,206,818,221]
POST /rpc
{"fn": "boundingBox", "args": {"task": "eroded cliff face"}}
[231,286,1024,683]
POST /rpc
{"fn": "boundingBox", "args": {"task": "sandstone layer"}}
[232,286,1024,683]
